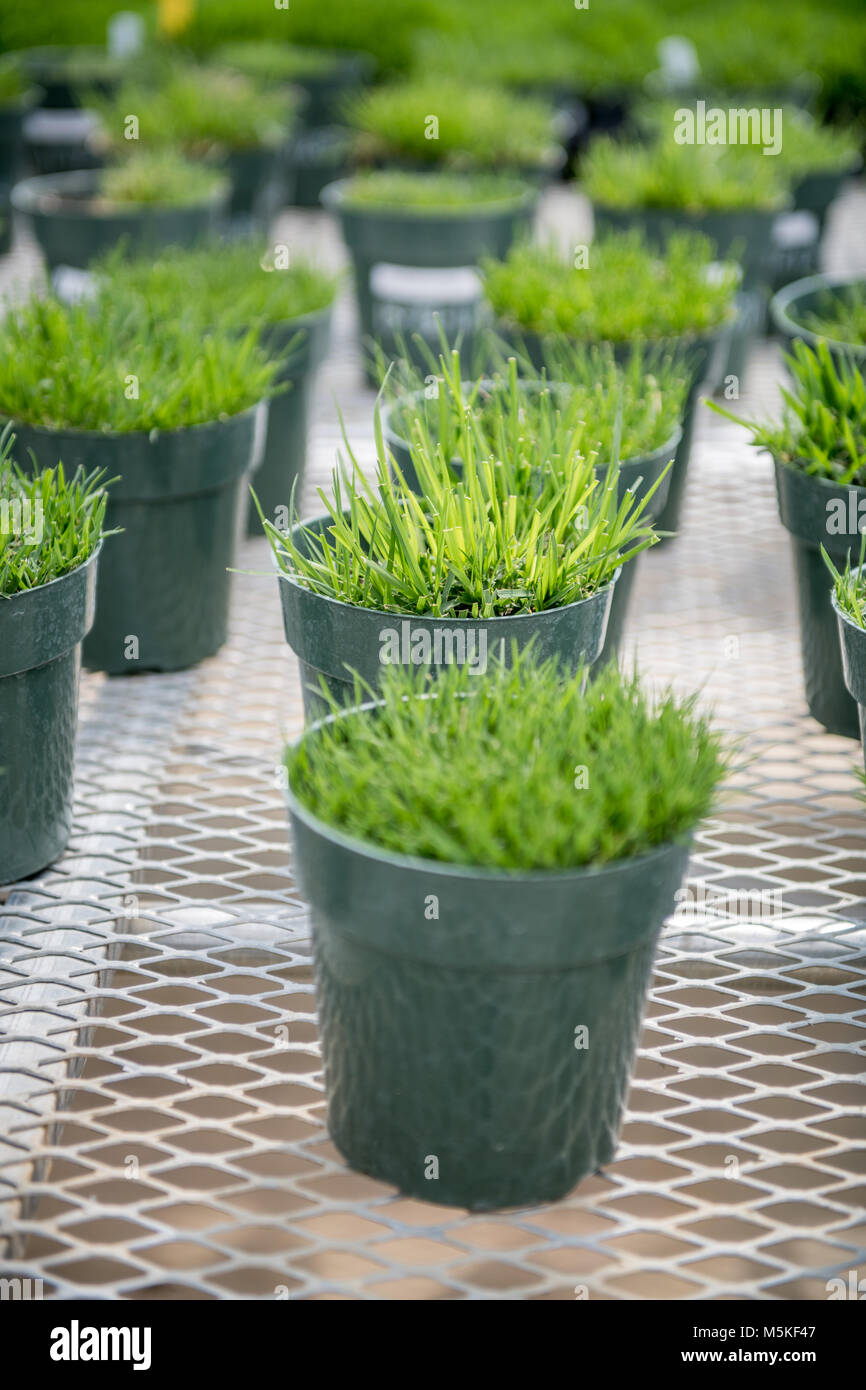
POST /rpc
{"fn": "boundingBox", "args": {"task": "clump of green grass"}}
[96,240,339,331]
[0,291,280,433]
[746,105,862,179]
[346,79,557,171]
[708,338,866,485]
[262,375,664,619]
[797,281,866,346]
[483,229,739,342]
[99,150,227,207]
[582,130,788,212]
[0,429,110,597]
[387,345,685,472]
[338,169,533,211]
[215,41,340,81]
[92,63,297,156]
[824,533,866,630]
[288,648,729,871]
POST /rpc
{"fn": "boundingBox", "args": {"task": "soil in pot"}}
[0,550,99,884]
[12,408,265,674]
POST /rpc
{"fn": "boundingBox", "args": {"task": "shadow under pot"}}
[287,779,691,1210]
[247,308,333,534]
[11,406,266,674]
[11,168,227,271]
[770,272,866,370]
[277,514,616,721]
[774,458,863,737]
[833,586,866,770]
[381,396,678,663]
[496,326,729,537]
[321,178,538,381]
[0,548,98,885]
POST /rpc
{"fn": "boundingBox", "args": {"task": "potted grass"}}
[286,648,729,1209]
[766,106,861,239]
[260,385,663,719]
[0,432,109,884]
[323,170,538,375]
[0,288,278,674]
[582,121,788,290]
[771,273,866,367]
[11,150,228,271]
[382,344,685,661]
[90,63,300,223]
[100,239,339,533]
[710,339,866,737]
[483,228,739,534]
[827,543,866,771]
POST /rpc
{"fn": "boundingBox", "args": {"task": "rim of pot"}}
[274,509,620,625]
[10,167,230,217]
[770,271,866,360]
[0,400,265,446]
[774,453,866,495]
[286,698,689,885]
[320,175,540,218]
[381,381,683,471]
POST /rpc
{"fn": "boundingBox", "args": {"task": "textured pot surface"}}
[11,407,265,674]
[0,549,98,884]
[288,790,690,1209]
[11,169,227,270]
[278,514,615,718]
[774,458,863,736]
[247,309,333,533]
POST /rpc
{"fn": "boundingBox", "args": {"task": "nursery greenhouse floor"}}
[1,187,866,1302]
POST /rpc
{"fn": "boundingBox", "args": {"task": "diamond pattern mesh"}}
[1,192,866,1300]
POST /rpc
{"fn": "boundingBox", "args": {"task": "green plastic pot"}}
[770,272,866,367]
[793,164,860,238]
[493,324,729,536]
[774,458,862,737]
[16,46,125,109]
[296,51,376,128]
[0,548,98,885]
[0,91,39,184]
[246,308,333,533]
[287,777,691,1210]
[833,587,866,771]
[11,169,228,271]
[278,513,615,719]
[322,178,538,374]
[286,127,352,208]
[223,143,289,222]
[381,395,677,662]
[12,406,266,674]
[21,108,103,177]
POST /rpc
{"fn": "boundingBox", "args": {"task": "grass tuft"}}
[99,150,226,207]
[262,356,664,619]
[797,281,866,346]
[708,338,866,486]
[0,427,110,596]
[483,229,739,341]
[338,169,533,211]
[346,79,557,170]
[288,647,730,871]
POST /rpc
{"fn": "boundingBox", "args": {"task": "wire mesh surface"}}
[1,188,865,1301]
